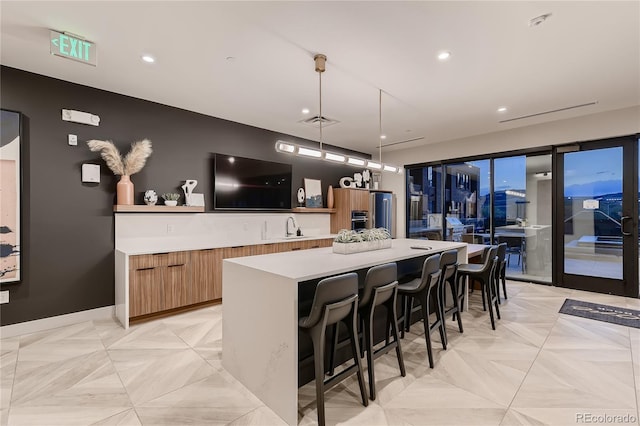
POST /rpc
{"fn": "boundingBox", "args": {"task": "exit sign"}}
[50,30,96,66]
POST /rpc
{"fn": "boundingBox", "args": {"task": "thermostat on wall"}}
[82,163,100,183]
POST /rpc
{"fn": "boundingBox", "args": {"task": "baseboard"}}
[0,305,116,339]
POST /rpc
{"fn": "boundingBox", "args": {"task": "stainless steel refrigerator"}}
[369,191,395,237]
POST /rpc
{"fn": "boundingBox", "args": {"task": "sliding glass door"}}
[555,137,638,297]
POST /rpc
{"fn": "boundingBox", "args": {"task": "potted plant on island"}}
[162,193,180,206]
[333,228,392,254]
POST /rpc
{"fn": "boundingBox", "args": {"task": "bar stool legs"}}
[362,286,406,400]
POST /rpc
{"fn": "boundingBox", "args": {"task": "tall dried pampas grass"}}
[87,139,152,175]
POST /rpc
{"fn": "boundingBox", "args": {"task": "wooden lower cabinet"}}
[128,239,334,319]
[164,263,189,310]
[191,248,223,303]
[129,266,164,317]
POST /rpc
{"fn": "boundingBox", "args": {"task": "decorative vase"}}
[327,185,334,209]
[144,190,158,205]
[164,200,178,207]
[116,175,134,205]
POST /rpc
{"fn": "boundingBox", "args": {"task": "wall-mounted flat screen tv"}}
[213,153,292,210]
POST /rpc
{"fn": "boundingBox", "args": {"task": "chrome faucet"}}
[286,216,297,237]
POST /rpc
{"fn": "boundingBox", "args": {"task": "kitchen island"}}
[222,238,467,425]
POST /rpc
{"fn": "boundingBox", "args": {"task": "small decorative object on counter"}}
[297,187,305,207]
[181,179,198,205]
[353,172,363,188]
[144,190,158,205]
[162,192,180,206]
[362,170,371,189]
[339,176,355,188]
[327,185,334,208]
[86,138,153,205]
[333,228,392,254]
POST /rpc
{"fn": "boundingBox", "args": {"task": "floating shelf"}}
[113,205,205,213]
[291,207,337,213]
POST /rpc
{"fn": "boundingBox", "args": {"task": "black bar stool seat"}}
[298,272,368,426]
[457,245,501,330]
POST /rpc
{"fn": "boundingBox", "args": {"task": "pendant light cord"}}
[379,88,382,164]
[319,69,323,151]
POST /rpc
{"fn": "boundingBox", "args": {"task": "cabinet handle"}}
[291,247,302,251]
[137,267,155,271]
[311,245,320,248]
[153,252,169,256]
[201,249,215,252]
[168,264,185,268]
[230,246,244,249]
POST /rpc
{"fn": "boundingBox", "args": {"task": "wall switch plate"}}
[0,291,8,304]
[82,163,100,183]
[68,134,78,146]
[167,224,175,234]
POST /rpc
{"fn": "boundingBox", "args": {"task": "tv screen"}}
[213,153,292,210]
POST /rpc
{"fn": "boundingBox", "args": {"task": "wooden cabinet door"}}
[303,238,333,249]
[255,243,279,255]
[164,264,189,310]
[129,267,163,317]
[223,245,256,259]
[351,189,370,211]
[191,249,222,303]
[129,254,156,270]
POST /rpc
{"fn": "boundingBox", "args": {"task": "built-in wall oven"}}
[351,210,368,231]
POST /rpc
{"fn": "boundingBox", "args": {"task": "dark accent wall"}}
[0,66,368,326]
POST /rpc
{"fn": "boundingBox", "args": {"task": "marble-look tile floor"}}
[1,281,639,425]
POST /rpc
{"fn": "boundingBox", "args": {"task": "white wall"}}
[381,106,640,237]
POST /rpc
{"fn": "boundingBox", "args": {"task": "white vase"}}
[164,200,178,206]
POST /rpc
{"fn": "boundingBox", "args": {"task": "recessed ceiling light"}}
[225,56,236,61]
[141,55,155,63]
[437,51,451,61]
[301,108,310,114]
[380,135,387,140]
[497,106,508,113]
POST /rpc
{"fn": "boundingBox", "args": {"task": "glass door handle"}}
[620,216,632,236]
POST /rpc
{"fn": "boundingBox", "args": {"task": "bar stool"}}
[439,250,462,347]
[358,263,406,401]
[495,243,507,302]
[397,253,444,368]
[299,272,368,426]
[456,246,501,330]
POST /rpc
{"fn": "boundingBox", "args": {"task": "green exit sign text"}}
[50,30,96,66]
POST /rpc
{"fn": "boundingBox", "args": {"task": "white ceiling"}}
[1,1,639,156]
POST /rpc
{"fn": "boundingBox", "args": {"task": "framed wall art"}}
[0,109,22,284]
[304,178,323,208]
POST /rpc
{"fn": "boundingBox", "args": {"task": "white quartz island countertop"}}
[224,238,467,281]
[222,238,468,425]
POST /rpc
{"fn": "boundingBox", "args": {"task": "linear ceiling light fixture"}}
[274,54,401,173]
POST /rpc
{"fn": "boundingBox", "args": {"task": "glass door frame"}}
[553,136,639,297]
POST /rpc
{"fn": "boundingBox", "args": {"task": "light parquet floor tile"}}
[1,280,639,425]
[228,406,288,426]
[91,408,142,425]
[108,348,216,406]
